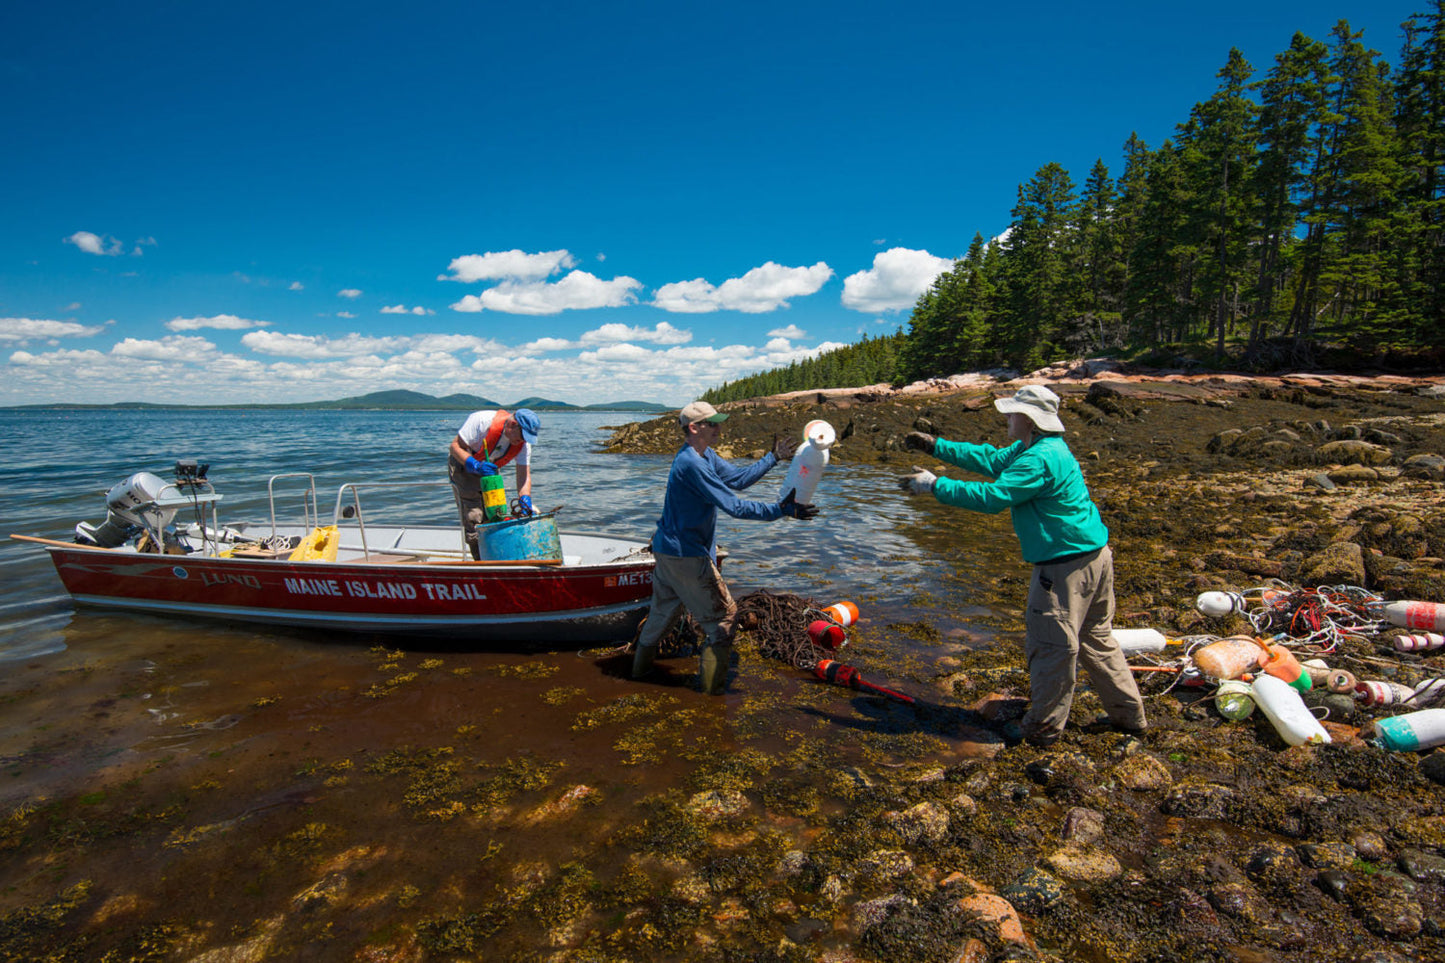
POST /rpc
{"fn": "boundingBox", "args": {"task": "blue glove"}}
[464,456,499,476]
[518,495,535,516]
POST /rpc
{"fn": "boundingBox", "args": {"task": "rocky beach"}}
[598,362,1445,962]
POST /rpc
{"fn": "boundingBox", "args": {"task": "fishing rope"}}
[643,589,841,667]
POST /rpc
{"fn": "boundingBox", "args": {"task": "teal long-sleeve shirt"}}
[930,435,1108,564]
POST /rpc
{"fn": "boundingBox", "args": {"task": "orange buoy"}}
[822,601,859,627]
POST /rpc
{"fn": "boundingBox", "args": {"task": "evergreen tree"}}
[1393,1,1445,344]
[1176,49,1259,357]
[1252,31,1330,352]
[1001,163,1078,368]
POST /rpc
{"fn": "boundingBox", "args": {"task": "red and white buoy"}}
[1394,632,1445,652]
[1379,600,1445,632]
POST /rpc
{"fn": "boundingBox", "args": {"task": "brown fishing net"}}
[652,589,841,668]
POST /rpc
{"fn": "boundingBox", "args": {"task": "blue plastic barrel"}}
[476,512,563,562]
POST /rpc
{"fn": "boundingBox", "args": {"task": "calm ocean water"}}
[0,408,1011,662]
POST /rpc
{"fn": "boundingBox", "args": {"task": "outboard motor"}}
[76,472,179,547]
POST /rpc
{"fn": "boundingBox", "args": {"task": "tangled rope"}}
[1241,582,1388,652]
[647,589,843,668]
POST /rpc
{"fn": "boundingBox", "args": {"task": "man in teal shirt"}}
[899,384,1147,747]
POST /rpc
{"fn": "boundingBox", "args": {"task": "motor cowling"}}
[76,472,179,547]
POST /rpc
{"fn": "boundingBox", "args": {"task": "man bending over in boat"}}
[448,408,541,560]
[632,401,817,695]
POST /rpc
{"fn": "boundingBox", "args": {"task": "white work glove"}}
[899,466,937,495]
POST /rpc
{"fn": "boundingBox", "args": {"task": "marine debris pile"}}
[1120,584,1445,751]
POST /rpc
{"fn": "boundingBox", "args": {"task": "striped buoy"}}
[1355,679,1416,707]
[822,600,859,627]
[1394,632,1445,652]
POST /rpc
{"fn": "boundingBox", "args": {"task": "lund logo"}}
[200,571,263,590]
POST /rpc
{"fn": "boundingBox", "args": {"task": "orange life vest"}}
[474,410,522,467]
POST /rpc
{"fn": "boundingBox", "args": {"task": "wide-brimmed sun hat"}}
[994,384,1065,433]
[679,401,728,427]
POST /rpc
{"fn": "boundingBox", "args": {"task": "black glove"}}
[780,488,819,520]
[772,432,799,460]
[904,431,937,454]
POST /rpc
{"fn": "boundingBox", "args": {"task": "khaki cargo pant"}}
[1021,545,1147,745]
[447,456,487,558]
[635,554,738,692]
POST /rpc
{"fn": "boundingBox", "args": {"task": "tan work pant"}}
[635,554,738,652]
[1021,545,1147,744]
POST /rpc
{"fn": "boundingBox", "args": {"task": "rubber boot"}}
[698,643,733,695]
[631,644,658,680]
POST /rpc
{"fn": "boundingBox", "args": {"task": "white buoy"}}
[1251,674,1331,746]
[1373,708,1445,752]
[779,419,834,504]
[1196,591,1245,617]
[1110,627,1168,655]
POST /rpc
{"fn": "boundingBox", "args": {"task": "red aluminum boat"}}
[12,465,654,643]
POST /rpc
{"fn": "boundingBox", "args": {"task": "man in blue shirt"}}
[899,384,1146,747]
[632,401,819,693]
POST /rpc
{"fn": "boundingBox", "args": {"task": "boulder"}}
[1402,453,1445,481]
[1317,439,1393,466]
[1298,541,1367,586]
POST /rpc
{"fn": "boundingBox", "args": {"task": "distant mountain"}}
[582,400,671,412]
[4,391,668,412]
[510,396,582,410]
[302,390,500,410]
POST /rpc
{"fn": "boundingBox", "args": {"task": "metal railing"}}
[329,480,468,560]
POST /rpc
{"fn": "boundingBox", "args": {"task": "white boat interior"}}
[74,466,651,569]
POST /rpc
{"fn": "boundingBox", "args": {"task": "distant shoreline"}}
[0,403,667,412]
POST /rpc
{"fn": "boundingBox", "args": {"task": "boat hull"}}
[41,543,654,643]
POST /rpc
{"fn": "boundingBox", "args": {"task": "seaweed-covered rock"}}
[1317,439,1394,466]
[1298,541,1367,585]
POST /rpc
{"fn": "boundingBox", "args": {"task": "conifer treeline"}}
[702,332,905,405]
[706,7,1444,402]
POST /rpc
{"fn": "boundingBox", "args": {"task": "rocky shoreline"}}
[600,363,1445,961]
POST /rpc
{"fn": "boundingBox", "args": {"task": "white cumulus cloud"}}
[0,317,108,344]
[652,261,833,314]
[579,322,691,345]
[449,271,641,315]
[338,289,362,299]
[381,305,434,315]
[241,331,409,359]
[768,324,806,339]
[841,247,955,313]
[64,231,125,256]
[111,336,218,362]
[165,314,271,332]
[439,249,577,283]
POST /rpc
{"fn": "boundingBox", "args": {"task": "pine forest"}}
[706,6,1444,405]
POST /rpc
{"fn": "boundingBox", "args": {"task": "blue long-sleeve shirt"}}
[652,445,781,561]
[931,435,1108,564]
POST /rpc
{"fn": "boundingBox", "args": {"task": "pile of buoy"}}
[1118,585,1445,752]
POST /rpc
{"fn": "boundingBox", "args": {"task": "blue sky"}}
[0,1,1425,407]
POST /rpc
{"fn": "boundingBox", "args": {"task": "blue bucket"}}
[476,512,563,562]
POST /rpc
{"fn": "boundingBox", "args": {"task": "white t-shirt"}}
[456,410,531,466]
